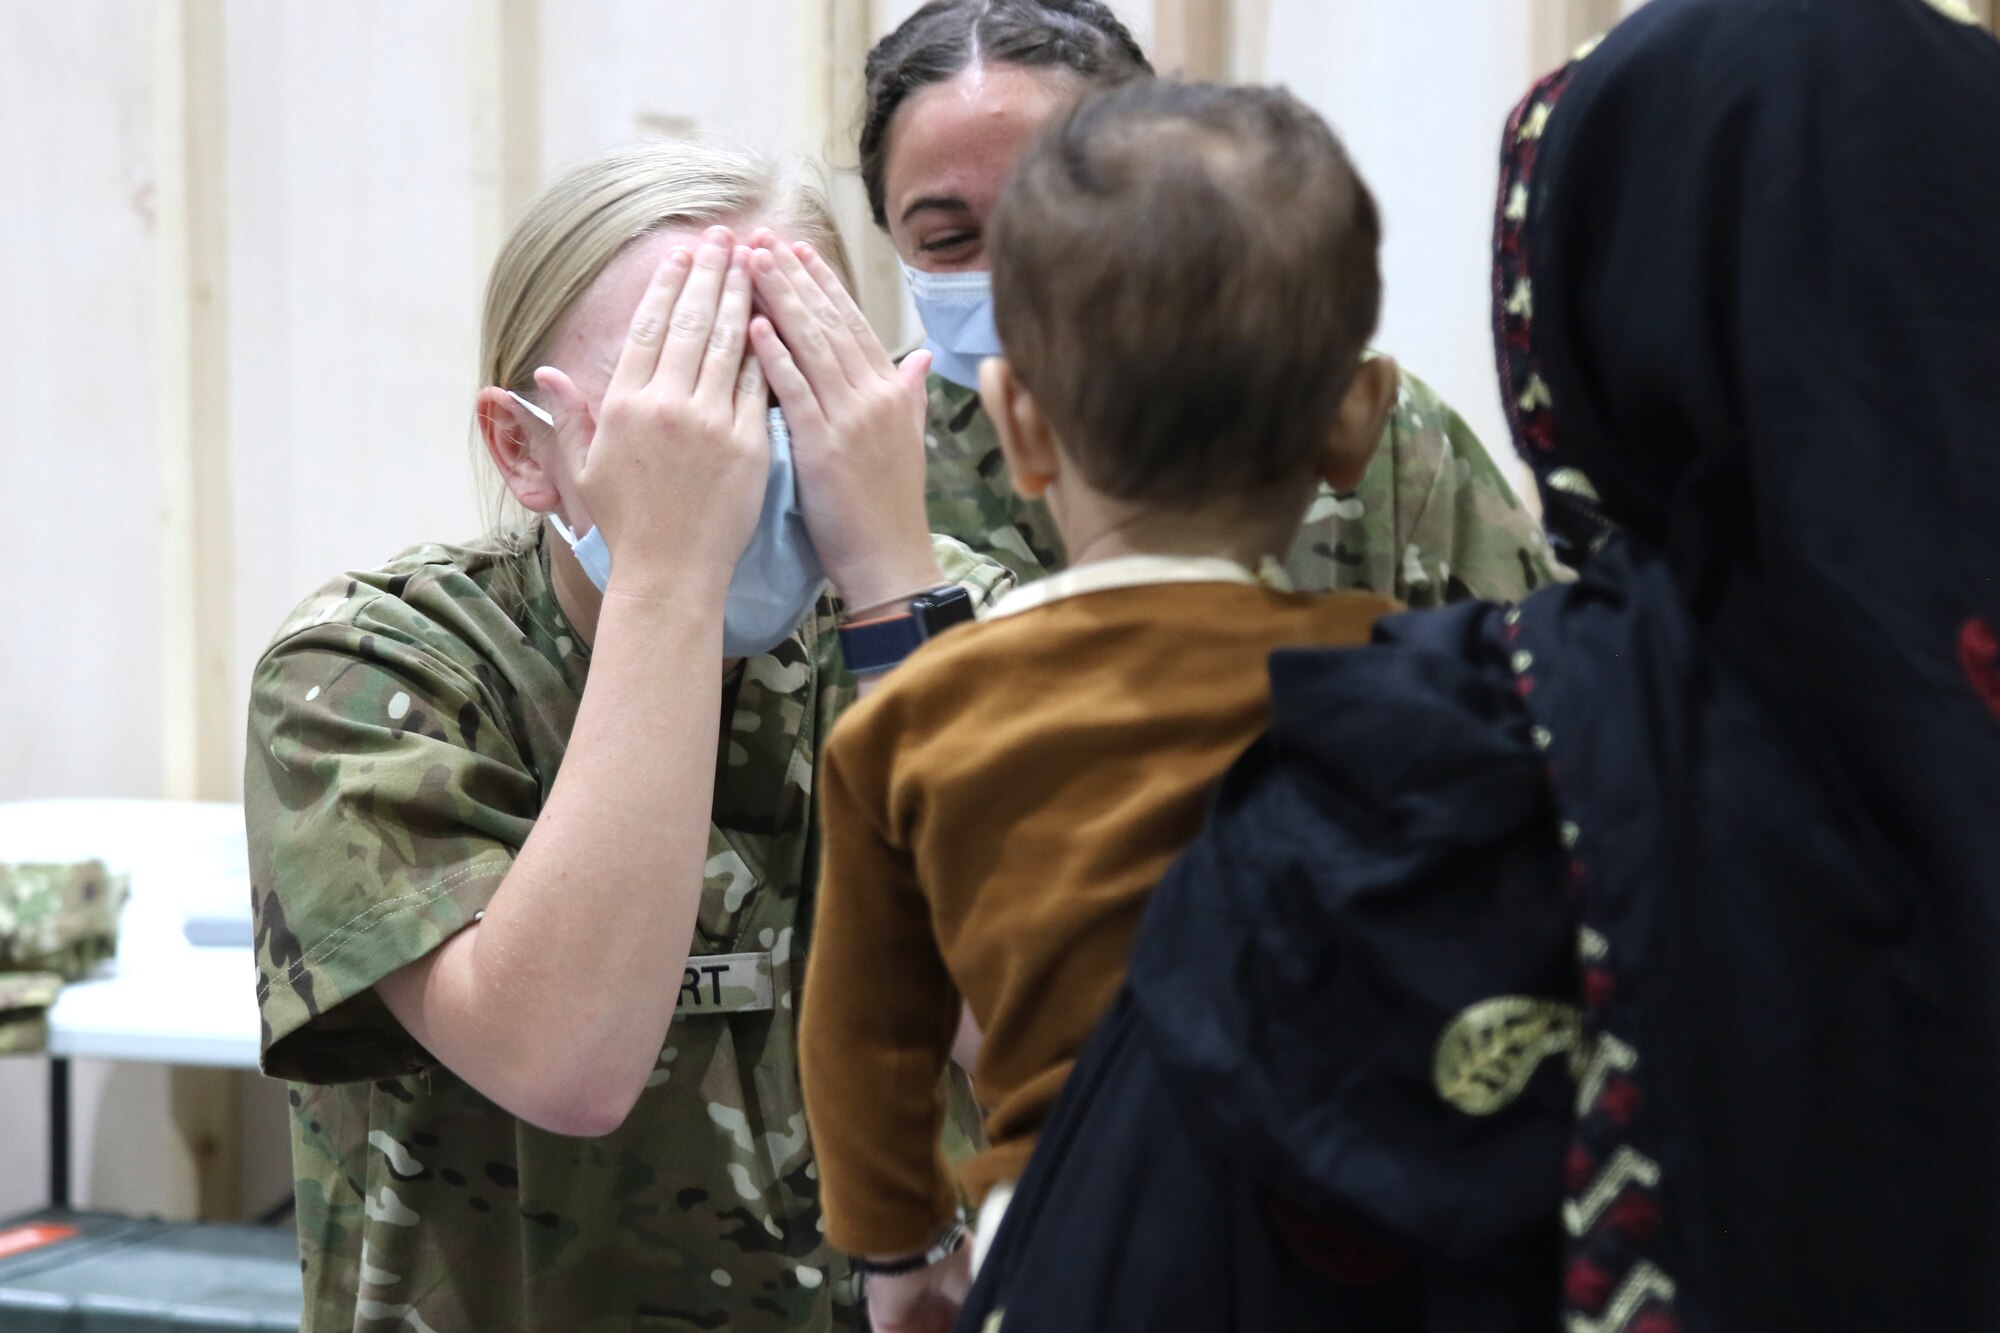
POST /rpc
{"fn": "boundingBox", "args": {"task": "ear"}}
[475,386,563,513]
[1319,355,1400,493]
[977,357,1062,501]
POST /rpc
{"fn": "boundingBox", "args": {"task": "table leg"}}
[49,1056,70,1211]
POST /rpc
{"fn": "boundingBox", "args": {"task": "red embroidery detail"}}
[1516,675,1537,699]
[1632,1309,1681,1333]
[1566,1145,1596,1193]
[1598,1077,1643,1126]
[1583,966,1615,1009]
[1606,1190,1662,1242]
[1565,1257,1613,1312]
[1266,1194,1410,1285]
[1961,618,2000,721]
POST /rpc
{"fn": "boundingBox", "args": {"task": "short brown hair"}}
[989,81,1382,506]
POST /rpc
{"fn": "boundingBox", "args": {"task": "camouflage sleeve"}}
[930,531,1019,610]
[246,610,540,1085]
[1285,366,1565,607]
[1408,371,1565,603]
[922,378,1063,584]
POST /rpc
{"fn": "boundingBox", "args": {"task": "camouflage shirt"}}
[0,861,126,1054]
[923,366,1564,603]
[246,527,1011,1333]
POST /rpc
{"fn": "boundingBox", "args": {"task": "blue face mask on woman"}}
[900,263,1003,392]
[510,392,826,657]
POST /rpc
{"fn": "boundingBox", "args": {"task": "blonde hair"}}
[477,138,854,525]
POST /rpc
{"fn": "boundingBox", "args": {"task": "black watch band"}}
[838,584,976,676]
[850,1221,968,1277]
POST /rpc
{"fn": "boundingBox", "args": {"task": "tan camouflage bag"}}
[0,861,128,1054]
[0,971,63,1055]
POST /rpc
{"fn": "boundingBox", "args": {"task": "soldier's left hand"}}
[747,231,943,611]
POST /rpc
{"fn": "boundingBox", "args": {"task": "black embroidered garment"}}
[958,2,2000,1330]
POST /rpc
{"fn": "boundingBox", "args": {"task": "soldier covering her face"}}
[243,139,1012,1333]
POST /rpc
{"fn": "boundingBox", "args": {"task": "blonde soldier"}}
[861,0,1562,603]
[245,143,1011,1332]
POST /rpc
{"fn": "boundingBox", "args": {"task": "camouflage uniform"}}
[0,861,126,1054]
[246,527,1012,1333]
[923,366,1564,603]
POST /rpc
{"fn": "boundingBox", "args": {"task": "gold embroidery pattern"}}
[1573,1032,1637,1114]
[1434,996,1584,1116]
[1564,1146,1662,1236]
[1565,1261,1678,1333]
[1922,0,1980,26]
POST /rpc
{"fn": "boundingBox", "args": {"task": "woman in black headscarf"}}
[955,1,2000,1329]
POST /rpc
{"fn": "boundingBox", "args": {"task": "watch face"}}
[913,584,976,635]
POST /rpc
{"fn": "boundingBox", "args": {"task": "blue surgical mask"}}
[511,391,826,657]
[900,263,1002,391]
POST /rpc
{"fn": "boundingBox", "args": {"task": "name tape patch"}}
[676,950,774,1015]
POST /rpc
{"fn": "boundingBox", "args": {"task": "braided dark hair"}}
[859,0,1154,228]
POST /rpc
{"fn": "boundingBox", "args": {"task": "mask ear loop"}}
[506,389,587,546]
[545,511,585,548]
[506,389,555,428]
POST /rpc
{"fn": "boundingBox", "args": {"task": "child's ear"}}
[1319,355,1400,492]
[978,357,1062,501]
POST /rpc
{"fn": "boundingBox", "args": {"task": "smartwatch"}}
[837,584,977,676]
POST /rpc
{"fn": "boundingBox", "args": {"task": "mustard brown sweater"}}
[800,578,1394,1256]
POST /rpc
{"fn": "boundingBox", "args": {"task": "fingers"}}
[749,239,858,397]
[695,245,755,409]
[731,333,769,438]
[750,314,828,442]
[763,235,873,386]
[793,240,896,379]
[532,366,594,477]
[655,227,736,396]
[897,348,934,434]
[607,247,693,394]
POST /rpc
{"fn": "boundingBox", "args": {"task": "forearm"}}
[384,583,727,1134]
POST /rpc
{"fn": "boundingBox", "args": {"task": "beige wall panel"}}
[537,0,808,175]
[0,6,251,1224]
[533,1,903,338]
[1152,0,1228,77]
[223,1,494,780]
[1262,0,1538,500]
[0,1065,45,1217]
[0,4,162,802]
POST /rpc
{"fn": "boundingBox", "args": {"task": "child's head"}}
[979,80,1396,545]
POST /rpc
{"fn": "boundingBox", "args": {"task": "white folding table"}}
[0,800,260,1209]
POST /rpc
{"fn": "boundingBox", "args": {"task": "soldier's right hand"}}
[533,228,772,602]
